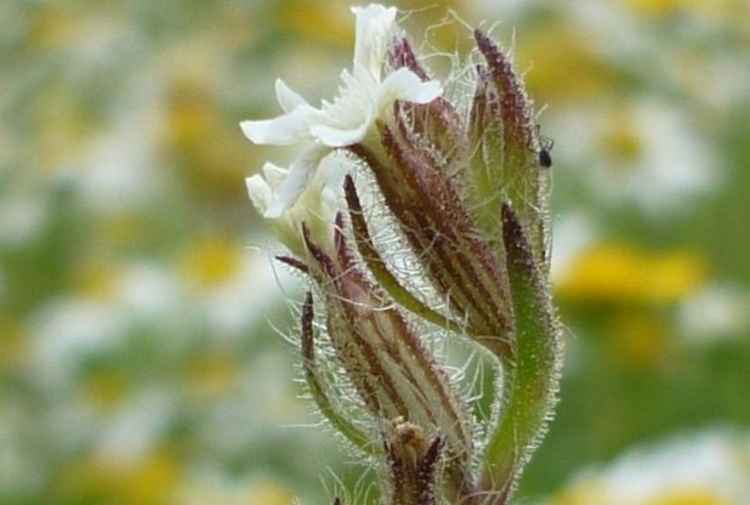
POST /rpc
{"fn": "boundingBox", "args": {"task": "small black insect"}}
[538,136,554,168]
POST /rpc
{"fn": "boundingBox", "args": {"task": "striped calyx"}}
[293,213,475,498]
[248,12,563,505]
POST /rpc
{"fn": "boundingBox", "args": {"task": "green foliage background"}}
[0,1,748,504]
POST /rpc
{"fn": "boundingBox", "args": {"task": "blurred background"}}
[1,1,749,504]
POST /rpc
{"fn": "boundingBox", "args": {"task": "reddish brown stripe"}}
[409,210,497,333]
[334,293,411,419]
[301,291,315,363]
[348,145,468,320]
[377,129,494,330]
[366,314,436,424]
[387,309,473,451]
[276,255,310,274]
[381,126,509,334]
[302,223,338,280]
[326,310,382,415]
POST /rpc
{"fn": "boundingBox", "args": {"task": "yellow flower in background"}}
[0,315,27,368]
[599,110,644,165]
[73,262,123,302]
[27,4,78,50]
[82,369,129,413]
[518,26,616,103]
[622,0,743,20]
[160,70,250,202]
[246,480,295,505]
[34,87,100,174]
[58,451,181,505]
[165,95,214,151]
[279,0,354,47]
[158,38,225,148]
[94,212,148,249]
[649,489,730,505]
[554,483,730,505]
[175,478,295,505]
[609,312,671,369]
[121,452,181,505]
[179,238,243,291]
[216,4,259,50]
[185,352,239,399]
[552,481,609,505]
[556,244,707,304]
[622,0,686,17]
[275,0,469,54]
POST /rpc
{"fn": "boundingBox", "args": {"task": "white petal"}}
[351,4,398,81]
[240,106,311,146]
[316,68,374,130]
[275,79,309,113]
[318,154,350,191]
[261,162,288,188]
[245,174,273,215]
[350,63,379,97]
[377,68,443,111]
[310,120,370,148]
[265,145,331,218]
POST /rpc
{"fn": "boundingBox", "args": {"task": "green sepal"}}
[301,291,377,456]
[343,175,468,336]
[480,203,562,501]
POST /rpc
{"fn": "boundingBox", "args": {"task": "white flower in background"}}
[548,100,716,215]
[77,77,162,213]
[0,194,47,247]
[31,299,128,388]
[0,404,46,496]
[118,263,183,319]
[175,473,294,505]
[241,4,442,218]
[94,390,175,464]
[680,285,750,342]
[29,265,184,389]
[546,429,750,505]
[201,246,299,340]
[620,102,716,213]
[550,211,597,284]
[199,353,314,456]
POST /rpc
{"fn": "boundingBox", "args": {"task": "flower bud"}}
[384,419,445,505]
[347,140,514,356]
[295,214,475,493]
[388,38,466,168]
[469,30,552,268]
[246,160,338,257]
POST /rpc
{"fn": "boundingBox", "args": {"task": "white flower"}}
[241,4,442,218]
[546,429,750,505]
[550,100,717,216]
[245,155,348,256]
[679,284,750,342]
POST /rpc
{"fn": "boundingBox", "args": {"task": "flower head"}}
[245,156,344,256]
[241,6,562,505]
[241,4,442,218]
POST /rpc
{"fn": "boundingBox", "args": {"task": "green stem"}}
[480,204,562,502]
